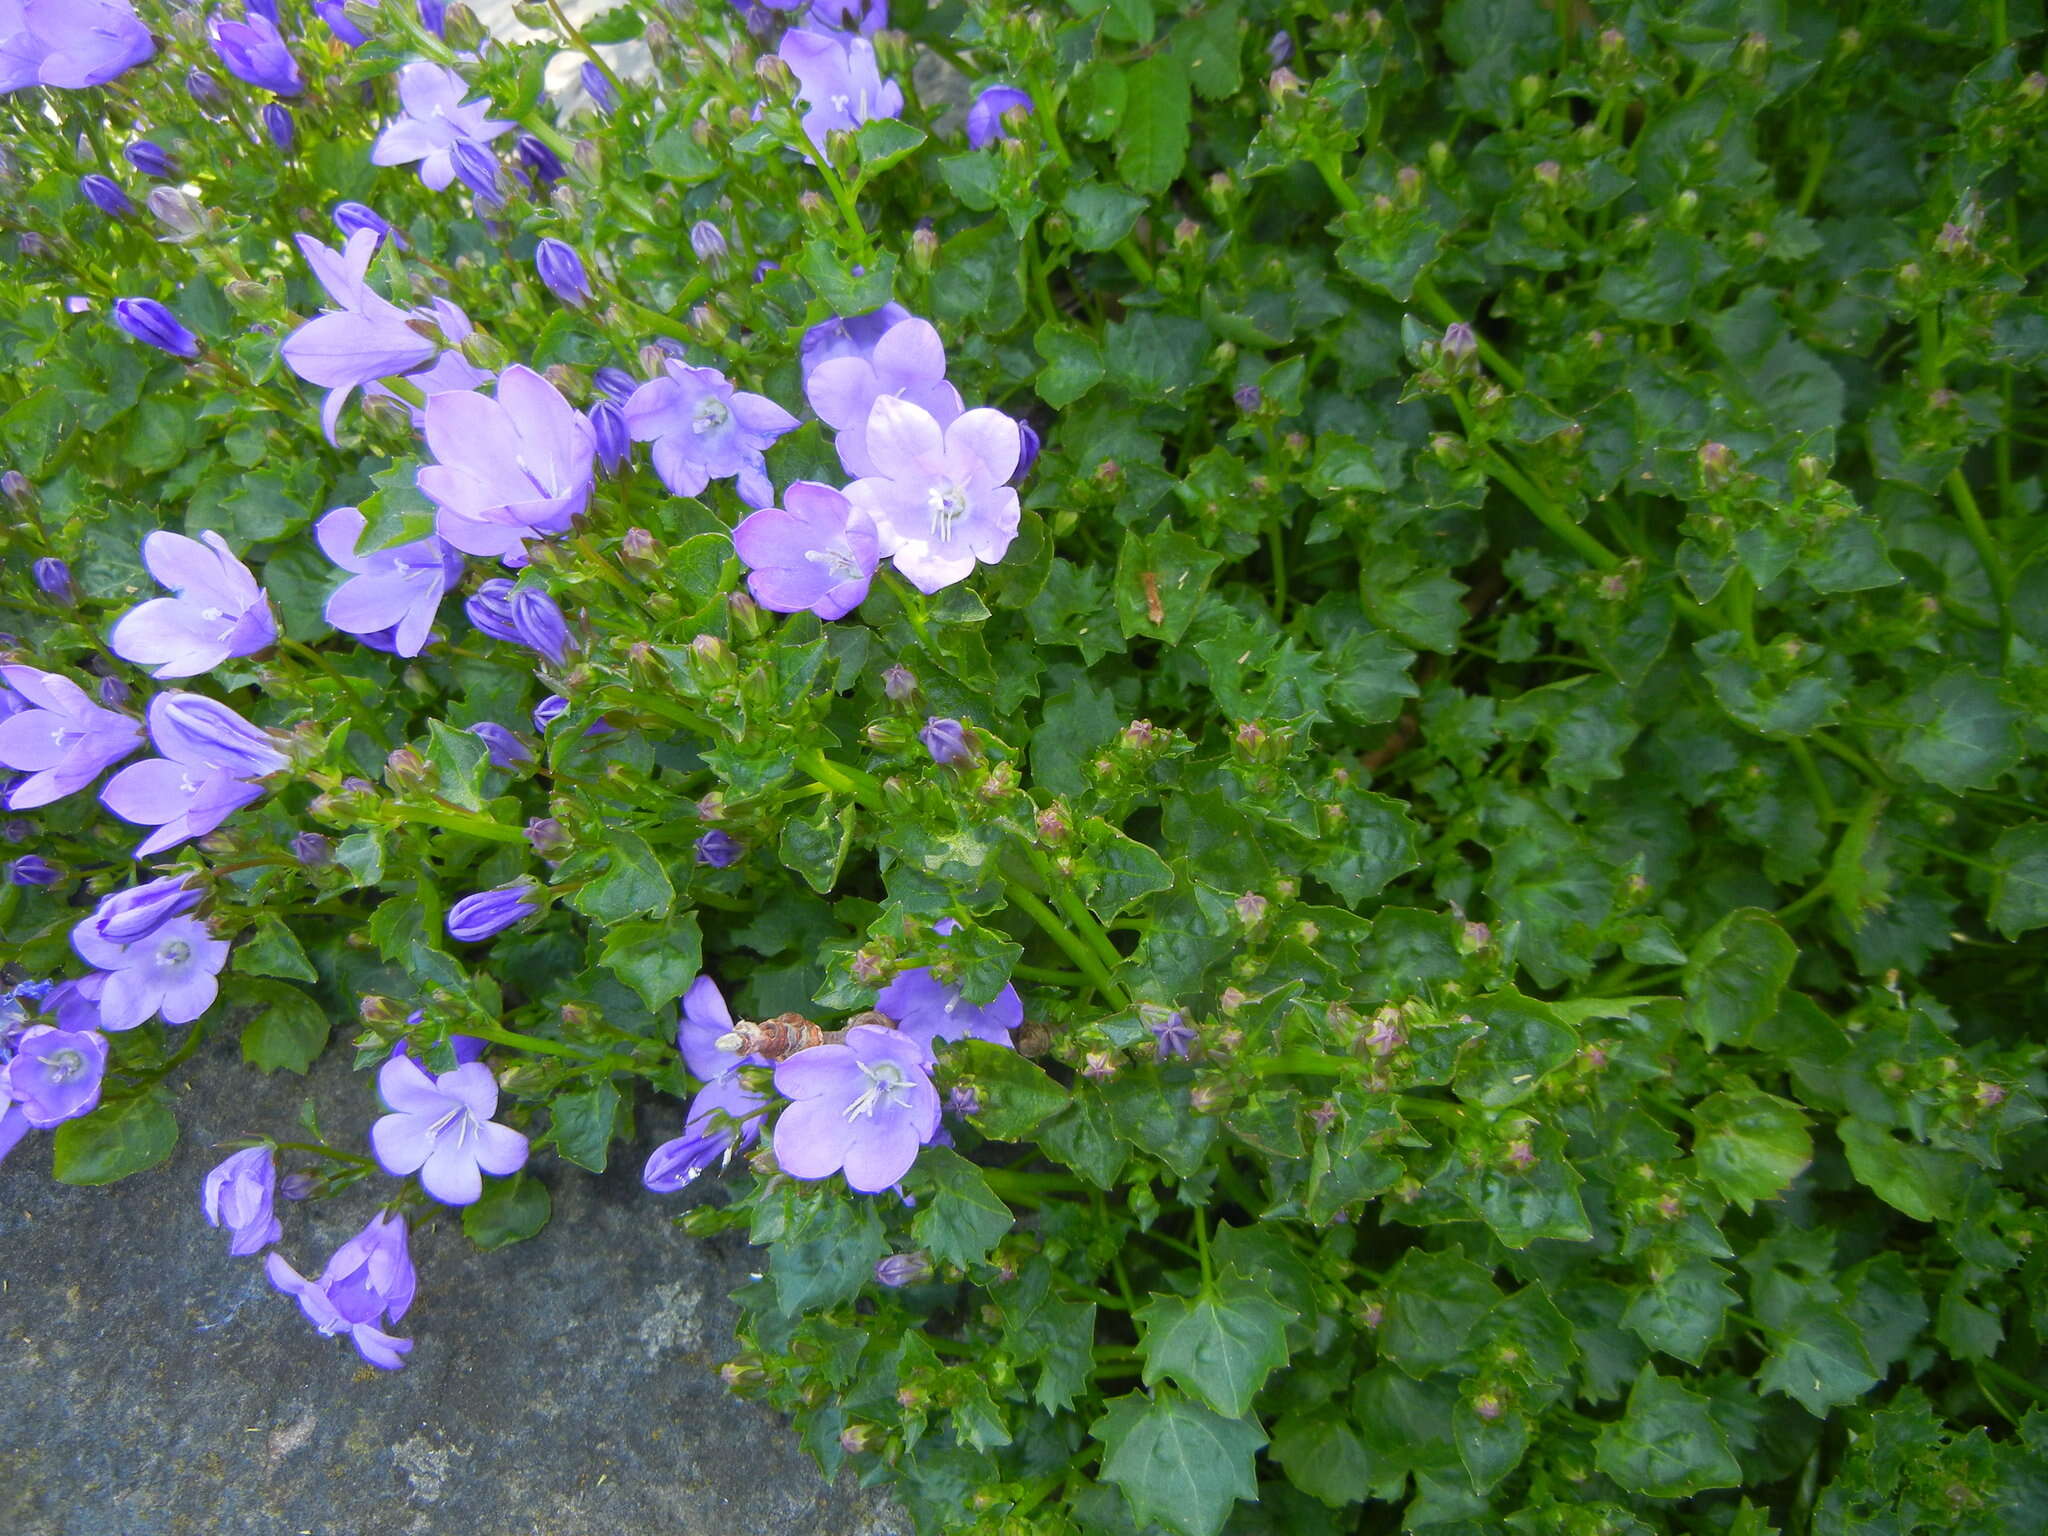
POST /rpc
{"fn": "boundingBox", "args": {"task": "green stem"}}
[1193,1204,1213,1289]
[271,1140,379,1168]
[1266,521,1289,622]
[1946,470,2013,657]
[386,803,529,844]
[1024,844,1126,977]
[545,0,625,98]
[1977,1358,2048,1405]
[279,638,394,751]
[1010,963,1090,986]
[1003,876,1128,1006]
[1483,447,1620,570]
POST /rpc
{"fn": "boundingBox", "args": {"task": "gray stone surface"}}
[0,1037,905,1536]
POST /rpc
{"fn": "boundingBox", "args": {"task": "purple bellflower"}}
[203,1146,282,1256]
[89,874,202,945]
[809,0,889,31]
[919,716,972,765]
[694,828,741,868]
[71,909,228,1030]
[315,0,375,47]
[8,854,59,886]
[731,481,879,621]
[800,303,911,382]
[772,1025,939,1193]
[112,297,200,358]
[124,139,175,178]
[508,587,573,665]
[262,102,295,153]
[265,1212,416,1370]
[369,1053,528,1205]
[643,976,770,1192]
[466,721,531,769]
[281,229,440,444]
[419,366,596,563]
[208,11,301,96]
[777,30,903,148]
[445,882,539,942]
[332,200,399,248]
[1150,1010,1197,1062]
[590,399,629,473]
[0,1025,107,1127]
[0,0,154,93]
[79,173,131,218]
[0,665,142,809]
[417,0,446,34]
[804,315,962,479]
[515,132,565,185]
[33,557,73,603]
[371,61,513,191]
[99,691,289,858]
[623,361,797,508]
[533,238,589,306]
[185,66,224,110]
[843,394,1023,593]
[966,85,1034,149]
[109,530,277,678]
[876,919,1021,1062]
[314,506,464,657]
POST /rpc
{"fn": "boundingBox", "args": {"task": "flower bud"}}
[383,745,430,792]
[290,831,332,867]
[534,239,590,307]
[79,174,131,219]
[882,664,917,701]
[1697,441,1737,488]
[1,471,35,511]
[441,2,487,51]
[7,854,59,887]
[908,222,940,276]
[920,717,974,766]
[874,1252,933,1287]
[32,558,73,604]
[694,828,741,868]
[689,219,729,269]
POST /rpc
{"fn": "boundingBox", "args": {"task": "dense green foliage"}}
[5,1,2048,1532]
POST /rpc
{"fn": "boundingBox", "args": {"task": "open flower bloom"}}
[647,977,771,1192]
[419,366,595,563]
[804,316,962,479]
[371,61,513,191]
[99,692,288,857]
[369,1053,529,1206]
[772,1025,940,1194]
[281,230,441,443]
[0,664,143,809]
[732,481,879,621]
[777,30,903,148]
[108,530,277,678]
[265,1212,415,1370]
[71,911,228,1030]
[623,362,796,508]
[314,506,464,657]
[203,1146,282,1256]
[1,1025,108,1127]
[0,0,155,93]
[876,919,1021,1062]
[843,395,1023,593]
[800,303,910,382]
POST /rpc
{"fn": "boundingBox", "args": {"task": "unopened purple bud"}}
[1,471,33,510]
[690,220,728,268]
[186,69,225,110]
[525,817,570,857]
[1015,421,1041,481]
[7,855,59,887]
[1440,323,1477,368]
[533,694,569,733]
[450,139,500,203]
[466,721,532,769]
[694,828,741,868]
[446,882,540,942]
[97,675,131,708]
[592,366,636,403]
[874,1252,933,1287]
[516,133,566,186]
[947,1084,980,1117]
[93,876,203,944]
[80,175,132,219]
[262,104,296,154]
[1268,30,1293,68]
[418,0,448,36]
[464,578,522,645]
[1233,384,1262,413]
[534,239,589,307]
[290,831,332,866]
[509,588,573,666]
[582,61,617,114]
[112,298,200,358]
[279,1170,318,1200]
[125,140,176,179]
[333,201,401,248]
[882,665,916,701]
[920,717,972,765]
[32,558,73,603]
[1,821,31,844]
[590,400,628,474]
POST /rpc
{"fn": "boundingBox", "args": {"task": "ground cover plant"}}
[3,0,2048,1531]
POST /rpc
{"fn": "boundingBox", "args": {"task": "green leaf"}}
[911,1147,1013,1271]
[52,1095,178,1185]
[1136,1280,1293,1419]
[1116,55,1192,196]
[1623,1258,1737,1366]
[1756,1301,1880,1417]
[1987,821,2048,936]
[1115,524,1226,643]
[851,118,927,189]
[234,914,318,982]
[1092,1391,1266,1536]
[795,243,897,315]
[1692,1088,1813,1210]
[547,1082,620,1173]
[570,830,675,924]
[1894,668,2020,793]
[1171,0,1243,100]
[1269,1414,1374,1507]
[1034,321,1105,408]
[1684,908,1797,1050]
[238,979,332,1075]
[1060,181,1148,253]
[598,912,703,1013]
[1078,818,1175,915]
[462,1172,552,1250]
[424,717,492,811]
[1837,1117,1968,1223]
[1308,787,1422,906]
[1593,1365,1743,1499]
[1378,1248,1500,1377]
[951,1039,1069,1141]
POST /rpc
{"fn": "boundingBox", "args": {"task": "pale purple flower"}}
[644,976,769,1193]
[112,297,199,358]
[1017,420,1042,480]
[800,303,910,381]
[208,11,301,96]
[1150,1011,1197,1062]
[419,366,596,563]
[109,530,277,678]
[624,362,796,508]
[694,828,741,868]
[313,506,463,657]
[772,1025,939,1193]
[0,664,143,809]
[203,1146,282,1256]
[0,0,154,93]
[876,925,1020,1063]
[369,1053,528,1205]
[966,85,1033,149]
[804,316,962,479]
[88,874,202,945]
[185,66,224,109]
[71,911,228,1030]
[315,0,375,47]
[0,1103,28,1166]
[874,1251,932,1287]
[731,481,878,620]
[467,721,531,769]
[843,395,1023,592]
[33,978,101,1032]
[882,664,916,700]
[99,691,288,857]
[445,882,538,942]
[919,717,972,765]
[371,61,513,191]
[332,201,399,247]
[0,1025,106,1126]
[265,1211,415,1370]
[280,230,440,444]
[590,399,628,473]
[777,31,903,149]
[810,0,888,31]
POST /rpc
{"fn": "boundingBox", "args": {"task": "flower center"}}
[159,939,192,967]
[426,1103,476,1146]
[692,397,730,435]
[802,543,865,582]
[44,1048,86,1083]
[843,1060,914,1121]
[926,482,967,541]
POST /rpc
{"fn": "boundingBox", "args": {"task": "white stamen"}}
[802,545,865,582]
[692,397,730,435]
[842,1060,913,1121]
[925,482,967,541]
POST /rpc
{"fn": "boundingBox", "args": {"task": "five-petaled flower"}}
[643,976,772,1193]
[772,1025,940,1194]
[623,361,796,509]
[419,366,596,564]
[843,395,1023,593]
[314,507,465,657]
[804,316,961,480]
[109,530,277,678]
[776,31,903,150]
[0,664,143,810]
[280,230,442,444]
[731,481,880,621]
[370,61,513,191]
[876,919,1021,1063]
[0,1025,108,1128]
[0,0,155,93]
[71,908,229,1031]
[369,1052,529,1206]
[99,691,289,857]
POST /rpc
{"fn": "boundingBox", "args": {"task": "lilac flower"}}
[109,530,277,678]
[623,362,797,508]
[99,692,288,858]
[643,977,769,1193]
[262,103,296,153]
[874,1252,932,1287]
[810,0,889,30]
[534,239,589,306]
[450,138,500,203]
[966,85,1033,150]
[694,828,741,868]
[445,882,539,942]
[88,874,202,945]
[32,557,72,602]
[946,1083,980,1117]
[280,230,440,444]
[1150,1011,1197,1062]
[0,0,154,93]
[1267,30,1293,68]
[34,979,102,1033]
[731,481,879,621]
[96,676,130,708]
[0,665,143,809]
[208,11,301,96]
[777,30,903,148]
[772,1025,939,1193]
[590,400,628,474]
[8,854,57,886]
[332,201,400,248]
[369,1053,528,1205]
[203,1146,281,1256]
[315,0,375,47]
[0,1025,107,1126]
[371,62,513,191]
[420,366,596,563]
[690,220,728,268]
[79,174,131,218]
[112,297,199,358]
[592,366,636,403]
[365,348,492,433]
[265,1212,415,1370]
[876,930,1021,1062]
[580,60,615,113]
[507,587,573,665]
[919,716,972,765]
[467,721,532,769]
[516,132,566,186]
[804,315,962,478]
[314,506,463,658]
[843,395,1023,592]
[533,694,569,733]
[71,911,228,1030]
